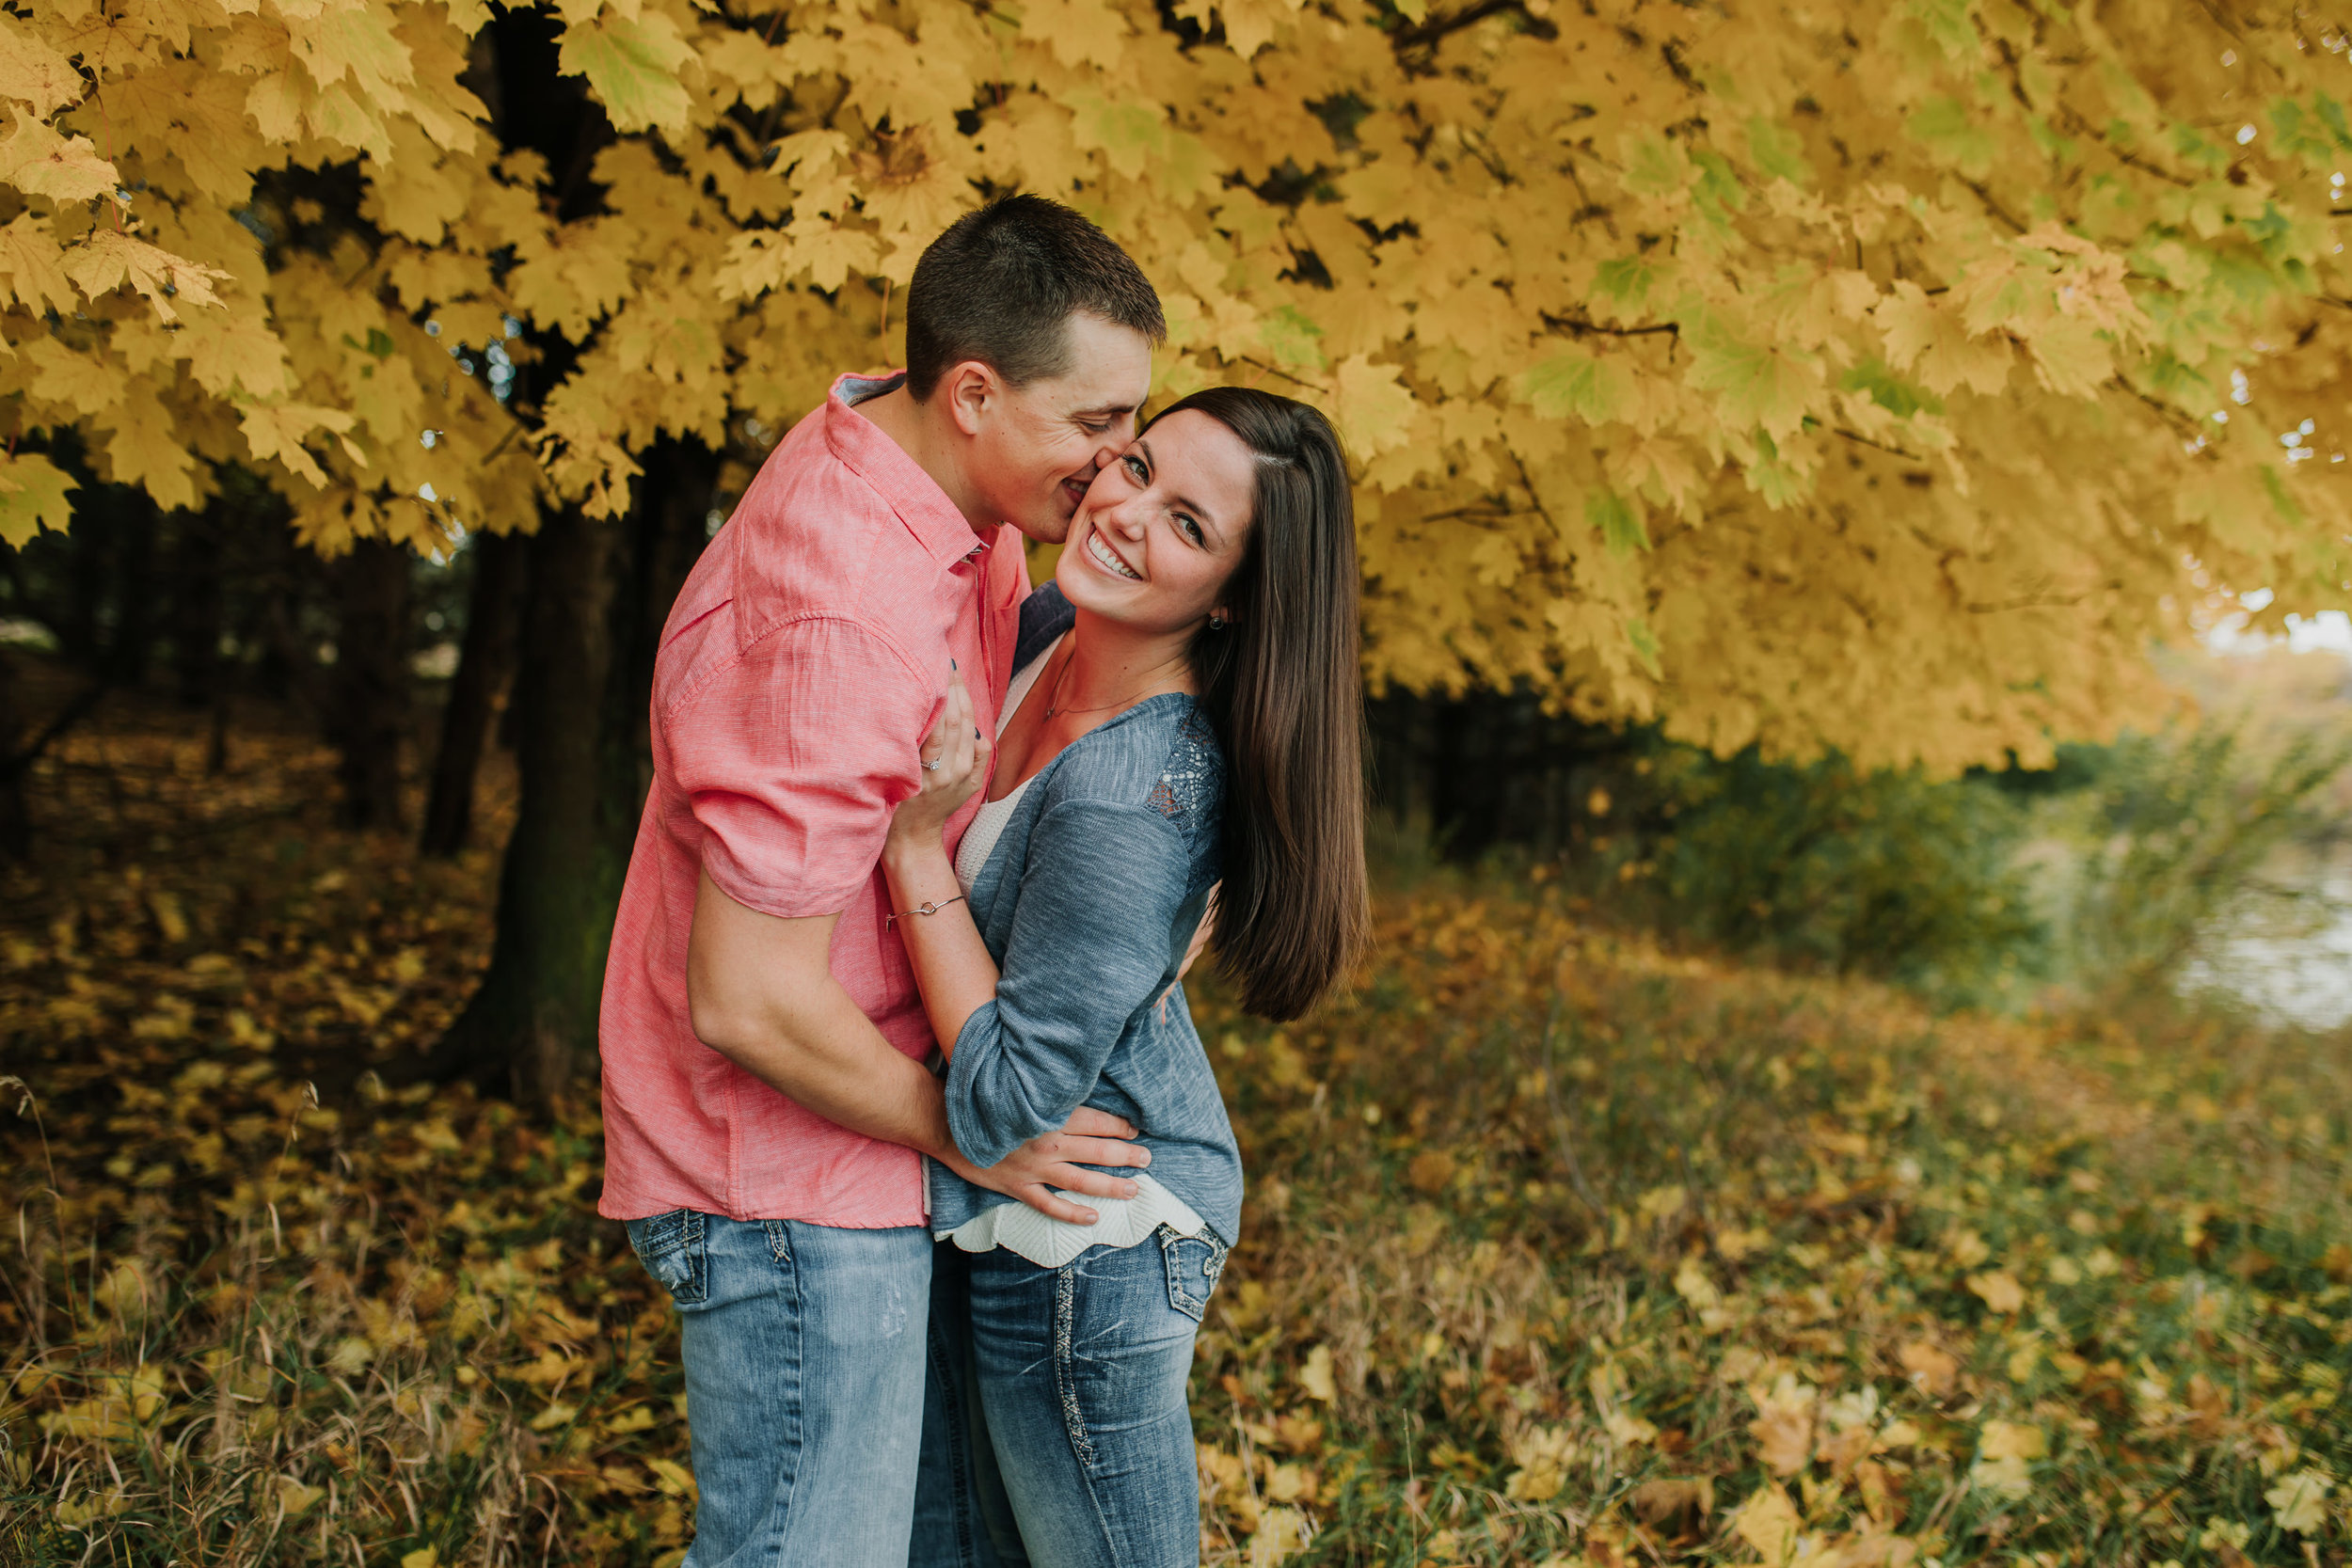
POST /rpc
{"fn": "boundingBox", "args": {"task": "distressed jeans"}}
[912,1227,1228,1568]
[626,1210,932,1568]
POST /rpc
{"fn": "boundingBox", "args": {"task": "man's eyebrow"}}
[1072,401,1140,417]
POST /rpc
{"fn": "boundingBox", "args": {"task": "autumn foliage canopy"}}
[0,0,2347,768]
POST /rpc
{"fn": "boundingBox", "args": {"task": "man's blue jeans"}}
[626,1210,932,1568]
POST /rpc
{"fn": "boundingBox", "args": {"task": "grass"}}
[2,700,2349,1566]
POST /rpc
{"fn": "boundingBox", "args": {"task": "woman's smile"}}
[1082,521,1144,581]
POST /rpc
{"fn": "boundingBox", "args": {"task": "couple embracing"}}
[596,195,1369,1566]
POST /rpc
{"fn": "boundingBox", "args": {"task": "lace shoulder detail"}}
[1147,706,1224,827]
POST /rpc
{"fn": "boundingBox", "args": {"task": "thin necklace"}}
[1042,643,1173,720]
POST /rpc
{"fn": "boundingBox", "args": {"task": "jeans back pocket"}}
[1158,1225,1227,1323]
[626,1209,708,1307]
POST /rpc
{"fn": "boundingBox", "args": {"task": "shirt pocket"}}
[626,1209,708,1307]
[1158,1224,1228,1323]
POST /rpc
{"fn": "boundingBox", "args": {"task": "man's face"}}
[962,312,1154,544]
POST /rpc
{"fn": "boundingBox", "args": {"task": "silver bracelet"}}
[886,895,964,927]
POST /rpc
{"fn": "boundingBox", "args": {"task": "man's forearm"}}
[702,977,958,1160]
[687,869,958,1161]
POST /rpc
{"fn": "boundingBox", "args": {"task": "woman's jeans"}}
[914,1227,1229,1568]
[624,1210,932,1568]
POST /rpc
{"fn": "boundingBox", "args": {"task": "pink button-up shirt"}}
[597,373,1027,1227]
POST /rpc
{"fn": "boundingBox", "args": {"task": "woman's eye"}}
[1179,515,1204,545]
[1122,453,1148,481]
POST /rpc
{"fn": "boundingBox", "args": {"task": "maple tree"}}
[4,0,2352,1091]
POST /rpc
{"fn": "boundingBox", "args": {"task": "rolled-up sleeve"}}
[665,617,934,921]
[944,798,1190,1166]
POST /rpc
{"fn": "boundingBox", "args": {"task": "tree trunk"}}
[420,531,524,857]
[169,503,226,710]
[330,538,412,831]
[0,653,27,863]
[425,438,713,1109]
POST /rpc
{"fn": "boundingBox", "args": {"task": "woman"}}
[884,387,1369,1566]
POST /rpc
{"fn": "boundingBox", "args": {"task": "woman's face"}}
[1055,409,1256,637]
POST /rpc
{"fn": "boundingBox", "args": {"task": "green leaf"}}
[1902,0,1979,59]
[1068,91,1168,181]
[1594,255,1663,314]
[1839,360,1943,419]
[558,13,694,135]
[1257,304,1327,372]
[1520,346,1632,425]
[1618,134,1692,200]
[1586,488,1649,555]
[0,452,74,547]
[1623,614,1661,678]
[1746,118,1812,185]
[2262,466,2304,527]
[1905,97,1994,178]
[1690,148,1748,220]
[2318,94,2352,150]
[1686,312,1820,442]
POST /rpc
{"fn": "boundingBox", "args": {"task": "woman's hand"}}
[887,673,992,859]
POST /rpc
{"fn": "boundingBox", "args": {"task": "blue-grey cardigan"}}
[925,593,1241,1245]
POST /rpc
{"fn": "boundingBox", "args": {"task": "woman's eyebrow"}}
[1173,491,1224,542]
[1134,437,1156,478]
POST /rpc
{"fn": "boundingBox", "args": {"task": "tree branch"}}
[1963,580,2122,613]
[1391,0,1557,54]
[1833,427,1929,463]
[1543,311,1678,340]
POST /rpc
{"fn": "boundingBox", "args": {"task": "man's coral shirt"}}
[597,374,1025,1227]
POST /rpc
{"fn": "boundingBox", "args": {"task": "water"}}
[2180,871,2352,1031]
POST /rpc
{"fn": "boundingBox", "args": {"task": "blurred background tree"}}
[0,0,2348,1104]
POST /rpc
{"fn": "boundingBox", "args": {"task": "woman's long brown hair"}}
[1154,387,1369,1022]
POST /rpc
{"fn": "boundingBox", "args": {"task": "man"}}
[597,197,1167,1566]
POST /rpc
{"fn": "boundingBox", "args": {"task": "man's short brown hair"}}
[904,195,1166,400]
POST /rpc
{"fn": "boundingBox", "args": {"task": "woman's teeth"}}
[1088,531,1142,580]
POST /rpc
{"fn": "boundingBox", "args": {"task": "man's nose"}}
[1091,419,1135,469]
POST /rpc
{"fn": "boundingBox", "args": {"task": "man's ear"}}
[942,360,999,438]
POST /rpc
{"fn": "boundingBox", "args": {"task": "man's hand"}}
[942,1106,1152,1225]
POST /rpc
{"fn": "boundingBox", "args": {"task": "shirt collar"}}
[823,371,993,571]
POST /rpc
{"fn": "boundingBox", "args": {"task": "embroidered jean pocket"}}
[1158,1225,1227,1323]
[625,1209,708,1307]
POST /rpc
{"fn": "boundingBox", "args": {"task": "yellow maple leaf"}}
[2265,1469,2332,1535]
[1732,1483,1803,1562]
[241,403,358,488]
[1332,354,1418,461]
[560,13,694,135]
[1965,1269,2026,1314]
[0,210,72,312]
[0,105,115,203]
[276,1476,325,1518]
[1296,1343,1337,1402]
[0,451,73,546]
[62,231,230,324]
[1019,0,1128,70]
[0,16,84,117]
[1874,282,2010,397]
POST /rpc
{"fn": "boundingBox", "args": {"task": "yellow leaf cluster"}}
[5,0,2352,762]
